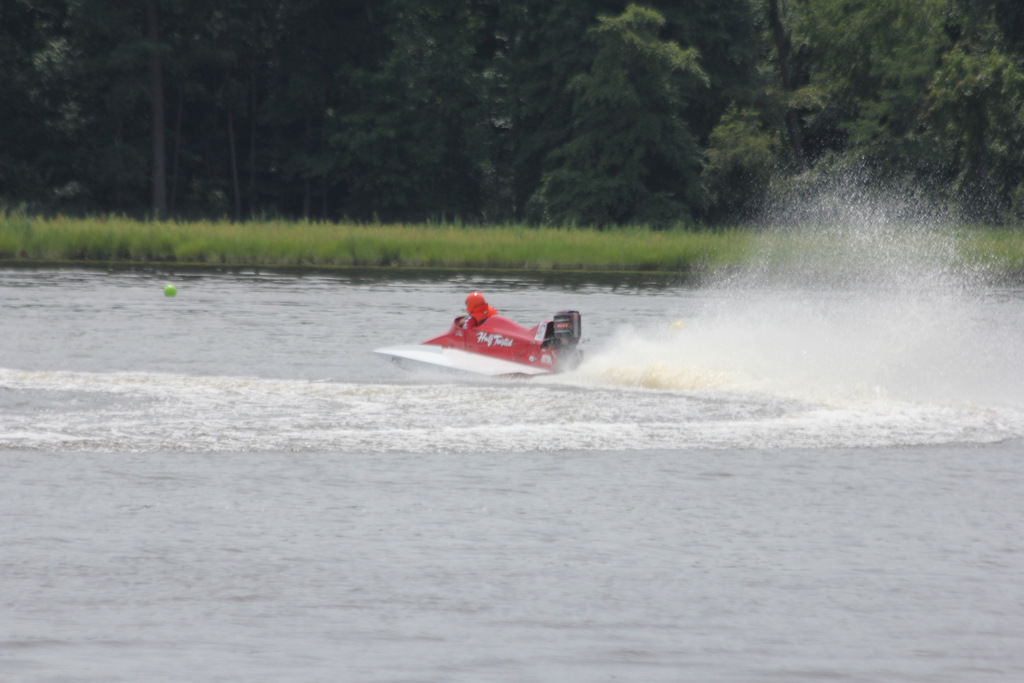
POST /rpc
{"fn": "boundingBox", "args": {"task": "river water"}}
[2,233,1023,681]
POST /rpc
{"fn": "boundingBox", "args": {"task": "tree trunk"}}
[114,119,124,210]
[303,178,312,219]
[249,58,257,218]
[170,85,183,213]
[228,104,241,221]
[302,115,312,219]
[146,0,168,218]
[766,0,806,171]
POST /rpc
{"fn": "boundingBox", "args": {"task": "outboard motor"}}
[550,310,583,370]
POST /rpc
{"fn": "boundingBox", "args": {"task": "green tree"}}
[701,105,779,221]
[491,0,620,221]
[649,0,761,143]
[0,1,72,209]
[795,0,948,172]
[529,4,709,226]
[763,0,811,170]
[330,0,492,221]
[61,0,154,214]
[792,0,1024,219]
[260,0,375,219]
[928,28,1024,219]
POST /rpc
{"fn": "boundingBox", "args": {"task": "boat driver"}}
[463,291,497,330]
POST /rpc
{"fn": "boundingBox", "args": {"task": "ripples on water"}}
[4,444,1022,683]
[2,366,1022,453]
[2,242,1024,681]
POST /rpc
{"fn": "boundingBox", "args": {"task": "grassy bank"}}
[0,212,1021,276]
[0,214,753,273]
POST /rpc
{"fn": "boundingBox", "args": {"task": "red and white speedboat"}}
[375,311,583,377]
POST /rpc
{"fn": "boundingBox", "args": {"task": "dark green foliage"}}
[493,0,620,220]
[330,0,490,221]
[0,4,66,205]
[2,0,1023,224]
[702,105,779,221]
[529,5,709,226]
[929,36,1024,219]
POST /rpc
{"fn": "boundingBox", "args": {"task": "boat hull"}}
[375,311,581,378]
[373,344,551,376]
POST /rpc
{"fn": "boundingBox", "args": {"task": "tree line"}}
[2,0,1022,226]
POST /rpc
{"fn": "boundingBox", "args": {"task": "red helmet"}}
[465,291,486,313]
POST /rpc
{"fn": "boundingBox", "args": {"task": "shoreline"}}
[0,259,709,288]
[1,214,1022,282]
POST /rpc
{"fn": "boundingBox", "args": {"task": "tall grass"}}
[955,225,1024,273]
[0,213,754,272]
[1,211,1021,275]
